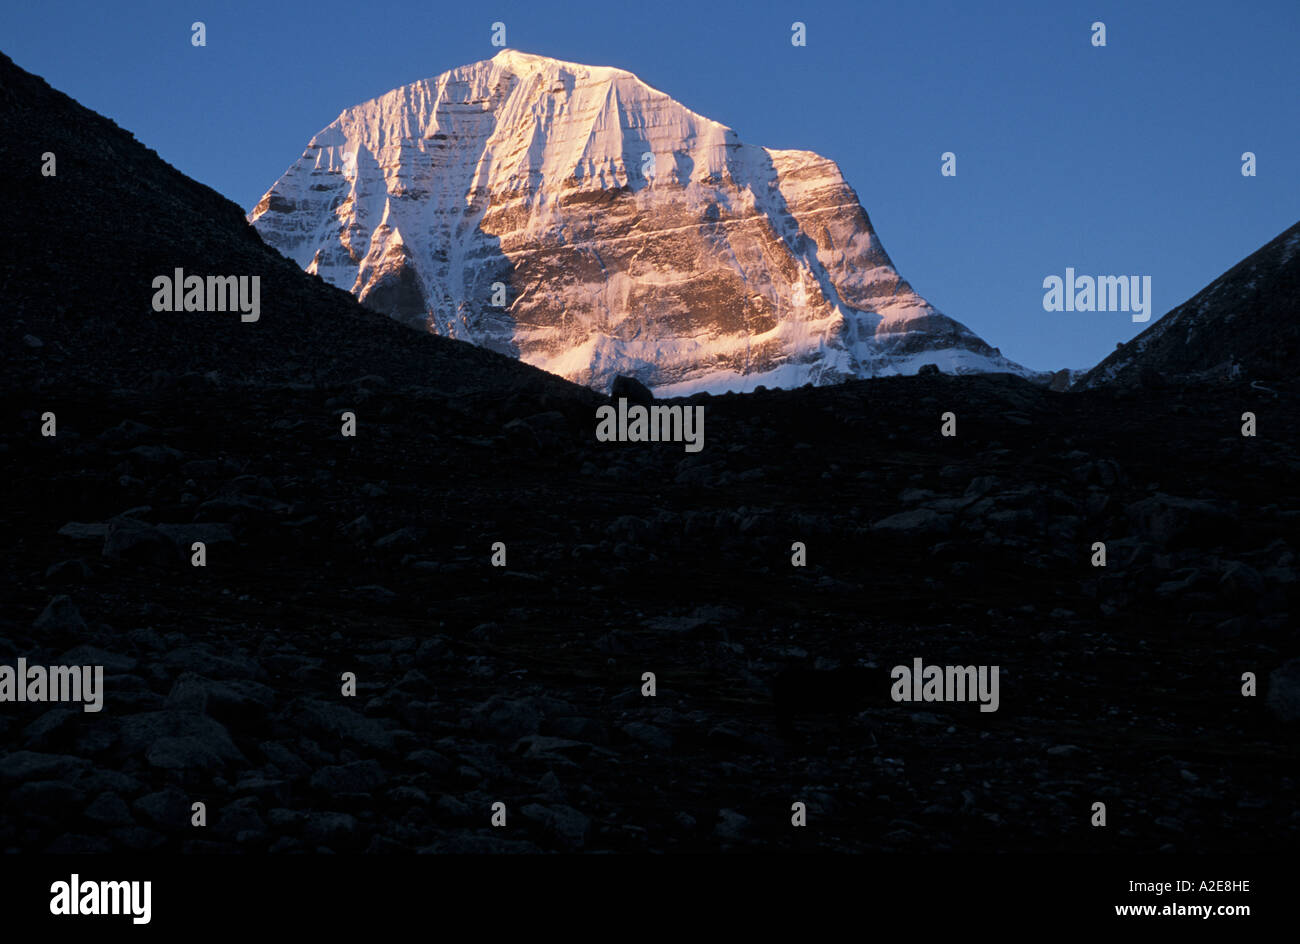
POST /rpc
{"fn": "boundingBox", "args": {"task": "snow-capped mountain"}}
[250,50,1034,394]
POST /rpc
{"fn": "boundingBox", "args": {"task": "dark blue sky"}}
[8,0,1298,371]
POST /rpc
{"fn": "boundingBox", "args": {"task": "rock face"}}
[250,50,1033,394]
[1077,220,1300,389]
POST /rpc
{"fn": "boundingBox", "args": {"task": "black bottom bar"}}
[0,853,1281,932]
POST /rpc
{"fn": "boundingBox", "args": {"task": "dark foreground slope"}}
[0,52,588,401]
[1078,220,1300,389]
[5,373,1298,853]
[2,53,1298,853]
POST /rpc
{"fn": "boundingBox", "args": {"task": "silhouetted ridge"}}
[1078,220,1300,389]
[0,51,589,402]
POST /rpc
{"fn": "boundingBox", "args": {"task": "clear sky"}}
[7,0,1298,371]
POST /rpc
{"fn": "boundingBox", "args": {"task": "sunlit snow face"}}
[249,53,1032,396]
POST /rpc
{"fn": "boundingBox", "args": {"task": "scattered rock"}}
[1267,658,1300,722]
[310,760,387,795]
[873,509,952,536]
[621,722,673,752]
[32,595,87,634]
[521,803,591,849]
[610,375,654,406]
[102,517,181,565]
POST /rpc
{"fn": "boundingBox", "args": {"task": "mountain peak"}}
[486,48,630,78]
[251,56,1034,394]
